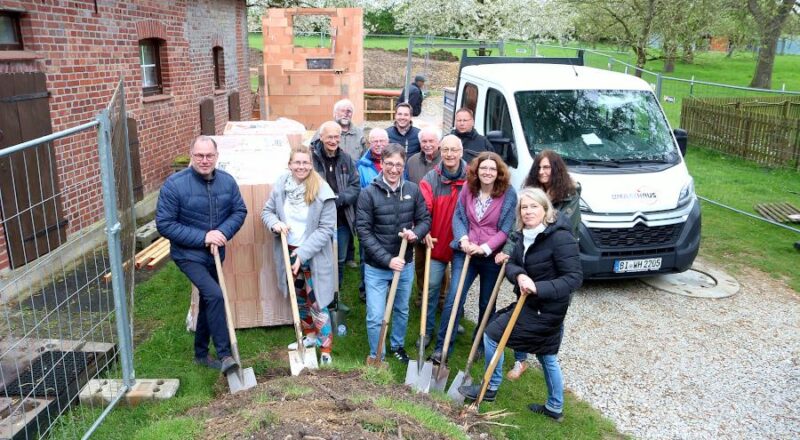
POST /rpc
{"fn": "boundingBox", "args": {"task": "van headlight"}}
[677,178,695,207]
[579,197,592,213]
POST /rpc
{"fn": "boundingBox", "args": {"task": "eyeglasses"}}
[478,165,497,171]
[192,153,217,161]
[383,161,404,170]
[441,148,463,154]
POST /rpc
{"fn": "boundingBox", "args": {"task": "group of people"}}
[156,98,583,422]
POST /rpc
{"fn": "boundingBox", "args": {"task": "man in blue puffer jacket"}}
[156,136,247,374]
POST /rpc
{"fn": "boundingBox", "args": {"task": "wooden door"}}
[0,72,68,269]
[228,91,240,121]
[200,98,215,135]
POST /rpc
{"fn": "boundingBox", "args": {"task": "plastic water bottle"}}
[337,324,347,337]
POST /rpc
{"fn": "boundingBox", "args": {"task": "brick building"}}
[0,0,251,272]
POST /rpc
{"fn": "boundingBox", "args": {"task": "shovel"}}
[404,238,436,392]
[280,232,319,376]
[329,229,348,332]
[467,288,532,411]
[430,254,471,392]
[366,236,409,368]
[448,262,506,403]
[213,250,257,393]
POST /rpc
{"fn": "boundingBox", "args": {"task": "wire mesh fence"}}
[0,79,134,439]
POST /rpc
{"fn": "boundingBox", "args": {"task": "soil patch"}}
[192,368,495,439]
[364,48,458,91]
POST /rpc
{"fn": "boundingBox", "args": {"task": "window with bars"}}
[139,39,163,96]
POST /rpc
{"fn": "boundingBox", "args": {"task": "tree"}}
[573,0,662,76]
[656,0,718,71]
[746,0,798,88]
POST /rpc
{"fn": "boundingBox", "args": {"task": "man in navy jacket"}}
[156,136,247,374]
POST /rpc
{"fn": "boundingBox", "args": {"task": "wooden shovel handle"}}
[419,238,436,339]
[213,250,240,362]
[440,254,471,364]
[473,288,531,407]
[464,261,506,373]
[375,237,409,361]
[280,232,308,359]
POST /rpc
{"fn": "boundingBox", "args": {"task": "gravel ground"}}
[462,258,800,439]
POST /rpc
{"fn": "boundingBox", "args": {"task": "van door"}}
[484,88,518,168]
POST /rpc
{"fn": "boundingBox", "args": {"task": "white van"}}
[443,52,701,279]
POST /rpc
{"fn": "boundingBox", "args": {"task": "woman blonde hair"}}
[289,145,322,205]
[515,187,555,230]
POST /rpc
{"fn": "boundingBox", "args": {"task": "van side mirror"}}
[487,130,518,168]
[674,128,688,157]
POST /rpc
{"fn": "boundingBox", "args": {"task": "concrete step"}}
[135,220,160,250]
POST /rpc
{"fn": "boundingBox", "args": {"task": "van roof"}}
[461,63,654,93]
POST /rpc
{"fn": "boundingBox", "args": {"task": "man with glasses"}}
[452,107,494,162]
[310,99,366,164]
[417,135,468,348]
[156,136,247,375]
[356,143,431,364]
[311,121,360,290]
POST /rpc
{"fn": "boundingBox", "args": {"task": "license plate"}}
[613,257,662,273]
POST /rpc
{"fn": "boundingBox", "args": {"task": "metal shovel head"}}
[289,348,319,376]
[447,370,468,404]
[404,360,419,387]
[414,361,434,393]
[226,367,257,394]
[430,365,449,392]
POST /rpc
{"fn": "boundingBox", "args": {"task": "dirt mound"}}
[364,48,458,91]
[191,367,494,439]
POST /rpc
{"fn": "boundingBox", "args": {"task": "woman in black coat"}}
[459,187,582,422]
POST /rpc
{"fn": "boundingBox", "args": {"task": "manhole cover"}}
[640,260,740,298]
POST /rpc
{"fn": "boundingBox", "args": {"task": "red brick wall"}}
[0,0,251,272]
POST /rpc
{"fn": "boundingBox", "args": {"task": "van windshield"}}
[515,89,678,165]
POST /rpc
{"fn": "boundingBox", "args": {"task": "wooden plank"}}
[134,238,169,268]
[145,247,171,269]
[127,118,144,202]
[200,98,215,135]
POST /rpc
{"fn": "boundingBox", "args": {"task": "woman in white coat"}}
[262,145,337,364]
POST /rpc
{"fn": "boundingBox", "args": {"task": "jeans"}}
[434,251,501,357]
[175,259,232,359]
[424,259,448,340]
[483,336,564,412]
[364,263,414,358]
[336,226,350,288]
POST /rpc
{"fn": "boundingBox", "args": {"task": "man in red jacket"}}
[418,135,467,348]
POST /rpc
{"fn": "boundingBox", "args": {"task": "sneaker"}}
[389,346,409,364]
[320,353,332,365]
[506,361,528,381]
[458,384,497,402]
[529,403,564,422]
[288,335,317,350]
[346,260,358,268]
[194,356,222,370]
[428,351,442,366]
[457,324,465,335]
[220,356,239,375]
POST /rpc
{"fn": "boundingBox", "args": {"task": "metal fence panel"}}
[0,79,134,439]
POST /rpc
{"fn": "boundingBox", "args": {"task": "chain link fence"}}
[0,79,135,439]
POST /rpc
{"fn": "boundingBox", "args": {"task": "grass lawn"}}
[55,257,620,438]
[685,146,800,292]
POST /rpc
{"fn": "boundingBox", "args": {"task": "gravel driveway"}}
[463,258,800,439]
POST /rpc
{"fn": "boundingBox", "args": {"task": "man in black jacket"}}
[156,136,247,374]
[356,143,431,364]
[311,121,361,287]
[452,107,494,162]
[398,74,425,116]
[387,103,421,157]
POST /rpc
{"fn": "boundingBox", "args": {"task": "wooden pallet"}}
[754,202,800,223]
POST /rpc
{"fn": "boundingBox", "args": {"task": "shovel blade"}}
[414,361,433,393]
[405,360,419,386]
[289,348,319,376]
[226,367,257,394]
[447,370,467,403]
[430,365,449,392]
